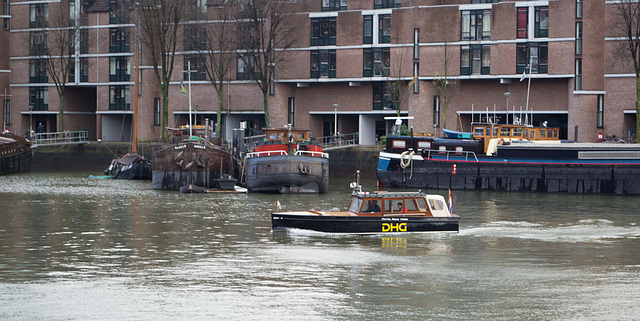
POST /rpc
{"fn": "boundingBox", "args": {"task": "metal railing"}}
[31,130,89,147]
[295,150,329,158]
[423,149,479,162]
[245,150,288,158]
[317,133,358,149]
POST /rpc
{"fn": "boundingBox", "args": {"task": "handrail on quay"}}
[31,130,89,148]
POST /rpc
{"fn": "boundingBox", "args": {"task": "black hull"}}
[112,162,152,180]
[152,142,232,190]
[271,213,459,233]
[245,155,329,193]
[378,158,640,195]
[0,134,32,175]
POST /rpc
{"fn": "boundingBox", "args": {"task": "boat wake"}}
[461,219,640,243]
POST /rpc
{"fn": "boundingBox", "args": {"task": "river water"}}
[1,172,639,320]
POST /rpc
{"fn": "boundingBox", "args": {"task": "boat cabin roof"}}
[471,123,559,141]
[264,128,311,143]
[348,191,451,217]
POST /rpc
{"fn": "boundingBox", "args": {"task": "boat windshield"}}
[347,197,363,213]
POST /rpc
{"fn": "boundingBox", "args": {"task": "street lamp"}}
[333,103,339,138]
[504,91,511,124]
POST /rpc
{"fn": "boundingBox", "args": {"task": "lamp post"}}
[504,91,511,124]
[333,103,338,138]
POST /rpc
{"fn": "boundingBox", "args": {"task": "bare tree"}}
[432,40,459,130]
[612,0,640,142]
[236,0,297,128]
[138,0,185,142]
[385,47,415,118]
[27,1,84,132]
[186,0,236,139]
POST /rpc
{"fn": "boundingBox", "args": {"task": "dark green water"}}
[1,172,639,320]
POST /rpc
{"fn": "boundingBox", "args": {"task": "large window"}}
[413,28,419,59]
[575,58,582,91]
[576,0,583,19]
[322,0,347,12]
[461,45,490,75]
[109,85,130,110]
[517,42,548,74]
[597,94,604,129]
[183,56,207,81]
[110,28,129,53]
[535,6,549,38]
[311,17,336,46]
[3,99,9,127]
[413,62,419,93]
[69,58,89,83]
[29,87,48,111]
[29,31,48,56]
[154,98,161,126]
[363,48,390,77]
[288,97,295,127]
[363,15,373,44]
[311,49,336,78]
[109,0,129,24]
[517,7,528,38]
[373,82,394,110]
[110,56,131,81]
[575,21,582,55]
[379,14,391,44]
[433,96,440,128]
[29,60,48,83]
[184,24,207,51]
[374,0,400,9]
[30,4,48,28]
[237,55,257,80]
[461,10,491,40]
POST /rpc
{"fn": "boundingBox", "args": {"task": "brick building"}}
[2,0,637,144]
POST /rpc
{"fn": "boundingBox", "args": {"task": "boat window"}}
[269,132,277,140]
[512,127,522,137]
[530,130,535,140]
[474,127,484,136]
[523,129,528,138]
[418,141,431,149]
[297,132,305,140]
[416,198,427,211]
[500,127,510,136]
[392,140,406,148]
[492,127,499,136]
[405,199,418,211]
[428,198,445,211]
[347,197,363,213]
[384,199,395,213]
[540,130,546,138]
[548,129,553,139]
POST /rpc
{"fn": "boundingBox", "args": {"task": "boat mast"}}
[525,54,532,126]
[132,50,140,153]
[187,60,193,138]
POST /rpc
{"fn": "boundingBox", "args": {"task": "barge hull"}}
[271,213,459,233]
[245,155,329,193]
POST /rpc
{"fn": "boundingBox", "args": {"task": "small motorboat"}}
[271,174,459,234]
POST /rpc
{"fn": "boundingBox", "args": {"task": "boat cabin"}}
[250,127,326,158]
[264,128,310,143]
[347,191,452,217]
[167,125,213,142]
[472,124,559,141]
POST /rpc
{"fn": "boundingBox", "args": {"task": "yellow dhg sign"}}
[382,222,407,232]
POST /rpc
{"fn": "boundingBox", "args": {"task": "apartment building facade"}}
[2,0,637,144]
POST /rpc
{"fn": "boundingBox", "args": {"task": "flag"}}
[180,79,186,95]
[519,69,526,82]
[276,200,281,212]
[448,189,453,214]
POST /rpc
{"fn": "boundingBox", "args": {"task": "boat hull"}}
[271,213,459,233]
[377,150,640,195]
[152,142,232,190]
[0,134,32,175]
[113,162,152,180]
[245,155,329,193]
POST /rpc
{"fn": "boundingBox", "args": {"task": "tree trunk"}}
[263,90,270,128]
[636,73,640,143]
[216,88,223,139]
[161,85,169,142]
[58,93,65,132]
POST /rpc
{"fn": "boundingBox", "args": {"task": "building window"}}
[70,58,89,83]
[575,58,582,91]
[79,29,89,54]
[363,15,373,44]
[183,56,207,81]
[576,0,583,19]
[374,0,400,10]
[597,94,604,129]
[517,42,548,74]
[288,97,295,126]
[373,82,393,110]
[311,17,336,46]
[461,10,491,41]
[3,99,9,127]
[535,6,549,38]
[3,18,9,31]
[30,4,48,28]
[311,49,336,78]
[30,60,48,83]
[30,31,48,56]
[3,0,9,15]
[575,21,582,55]
[109,0,130,24]
[517,7,528,39]
[461,45,490,75]
[110,28,130,53]
[237,55,256,80]
[413,62,420,93]
[110,86,130,110]
[29,87,48,111]
[184,24,207,51]
[110,56,131,82]
[433,96,440,128]
[413,28,419,60]
[322,0,347,12]
[363,47,390,77]
[379,14,391,44]
[154,98,161,126]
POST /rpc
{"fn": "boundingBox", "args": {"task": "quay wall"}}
[31,143,382,178]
